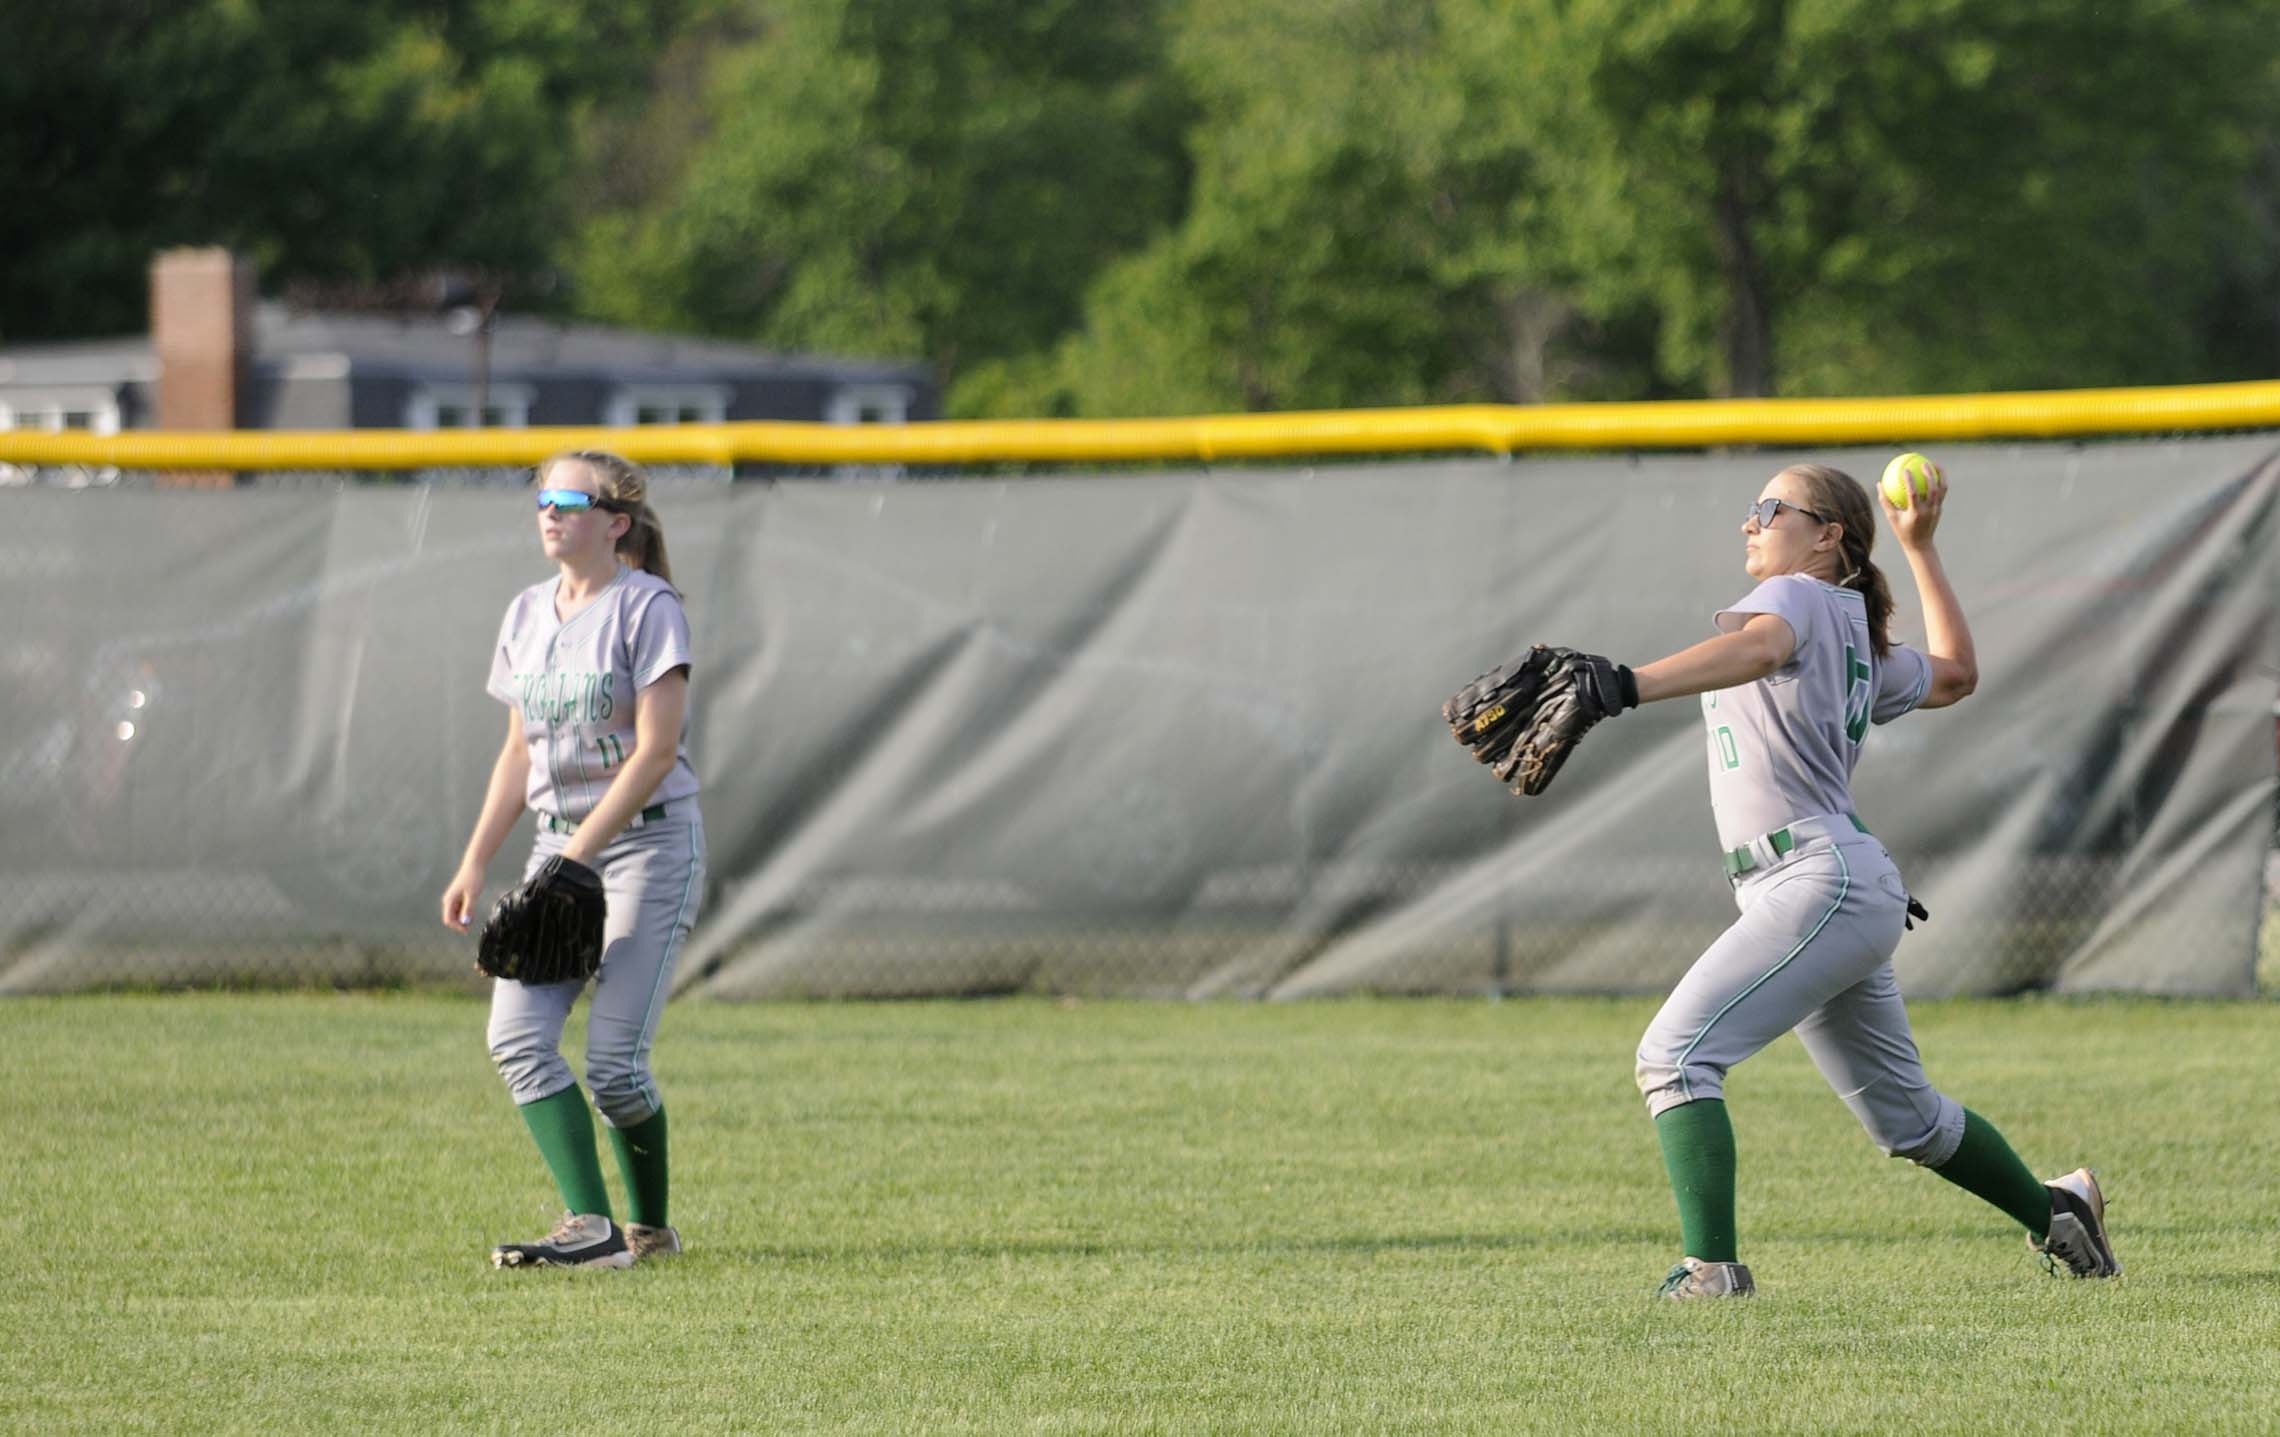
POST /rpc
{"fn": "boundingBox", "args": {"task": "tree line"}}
[8,0,2278,416]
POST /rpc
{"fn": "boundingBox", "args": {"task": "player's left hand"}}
[1879,466,1948,550]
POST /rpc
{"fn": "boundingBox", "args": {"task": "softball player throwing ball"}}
[440,450,706,1269]
[1615,461,2118,1298]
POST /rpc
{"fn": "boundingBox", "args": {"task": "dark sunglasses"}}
[535,488,620,515]
[1746,496,1831,529]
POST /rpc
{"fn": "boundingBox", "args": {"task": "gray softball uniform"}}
[482,564,706,1128]
[1634,575,1964,1166]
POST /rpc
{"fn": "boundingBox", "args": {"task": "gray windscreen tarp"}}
[1,437,2273,996]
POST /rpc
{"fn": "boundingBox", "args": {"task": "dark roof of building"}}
[0,305,930,388]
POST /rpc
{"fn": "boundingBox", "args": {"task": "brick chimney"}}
[150,248,253,486]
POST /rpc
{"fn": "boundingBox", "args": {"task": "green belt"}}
[1722,814,1871,878]
[539,803,668,837]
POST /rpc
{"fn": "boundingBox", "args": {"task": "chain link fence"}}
[2,443,2275,997]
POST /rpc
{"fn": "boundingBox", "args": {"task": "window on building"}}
[825,384,913,426]
[605,386,730,427]
[0,393,122,435]
[406,384,532,429]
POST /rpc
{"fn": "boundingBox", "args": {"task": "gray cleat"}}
[1658,1256,1756,1299]
[2029,1167,2120,1278]
[626,1223,682,1262]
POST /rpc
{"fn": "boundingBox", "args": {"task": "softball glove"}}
[1443,645,1637,796]
[477,856,608,984]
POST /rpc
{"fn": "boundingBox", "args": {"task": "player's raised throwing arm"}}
[441,706,532,931]
[1878,470,1977,709]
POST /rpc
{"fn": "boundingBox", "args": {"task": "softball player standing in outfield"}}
[1610,462,2117,1298]
[440,450,706,1270]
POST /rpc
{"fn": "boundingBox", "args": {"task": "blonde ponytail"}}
[1776,463,1892,659]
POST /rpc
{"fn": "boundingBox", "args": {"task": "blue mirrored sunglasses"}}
[535,488,617,514]
[1746,496,1831,529]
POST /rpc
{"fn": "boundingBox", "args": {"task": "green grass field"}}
[5,993,2279,1435]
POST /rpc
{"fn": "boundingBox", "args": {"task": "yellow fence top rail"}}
[6,379,2280,471]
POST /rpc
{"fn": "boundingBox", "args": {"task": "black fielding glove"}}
[477,856,608,984]
[1443,647,1635,797]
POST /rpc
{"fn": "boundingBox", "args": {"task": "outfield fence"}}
[2,416,2273,998]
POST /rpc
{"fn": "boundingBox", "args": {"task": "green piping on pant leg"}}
[631,820,702,1117]
[1675,845,1851,1102]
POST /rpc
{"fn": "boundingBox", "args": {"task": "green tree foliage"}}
[9,0,2278,408]
[1039,1,1512,416]
[1047,0,2280,410]
[1500,0,2280,397]
[567,0,1191,403]
[0,0,668,341]
[1029,0,1666,417]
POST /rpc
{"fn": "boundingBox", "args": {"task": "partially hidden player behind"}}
[440,450,707,1269]
[1585,463,2116,1298]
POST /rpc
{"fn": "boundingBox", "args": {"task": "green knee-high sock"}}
[1655,1099,1738,1263]
[607,1107,670,1228]
[518,1087,615,1221]
[1930,1108,2053,1239]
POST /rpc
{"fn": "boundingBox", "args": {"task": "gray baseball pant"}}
[487,799,707,1128]
[1636,832,1966,1167]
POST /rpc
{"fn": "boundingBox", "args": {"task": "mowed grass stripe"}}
[2,994,2276,1434]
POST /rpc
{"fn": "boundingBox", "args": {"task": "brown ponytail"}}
[1776,463,1892,658]
[537,449,674,587]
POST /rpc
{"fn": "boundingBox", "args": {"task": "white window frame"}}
[405,383,533,430]
[0,389,122,435]
[604,385,731,427]
[825,383,913,426]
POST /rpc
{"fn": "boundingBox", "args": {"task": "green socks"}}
[516,1090,673,1228]
[1655,1099,1738,1263]
[1653,1102,2052,1261]
[607,1107,671,1228]
[517,1086,615,1220]
[1930,1108,2053,1239]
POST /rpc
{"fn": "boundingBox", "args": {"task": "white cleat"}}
[2029,1168,2121,1278]
[490,1212,635,1270]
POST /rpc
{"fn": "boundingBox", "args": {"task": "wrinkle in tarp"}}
[0,440,2272,996]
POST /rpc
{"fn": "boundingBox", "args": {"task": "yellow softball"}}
[1880,452,1942,509]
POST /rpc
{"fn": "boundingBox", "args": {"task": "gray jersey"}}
[1698,575,1930,850]
[487,564,700,826]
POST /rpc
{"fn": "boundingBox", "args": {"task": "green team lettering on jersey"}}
[1843,646,1872,745]
[1706,691,1741,770]
[1700,578,1931,849]
[515,671,616,727]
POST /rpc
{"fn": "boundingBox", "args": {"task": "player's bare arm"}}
[441,706,533,931]
[1878,470,1978,709]
[1440,620,1794,797]
[558,666,690,867]
[1632,614,1796,704]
